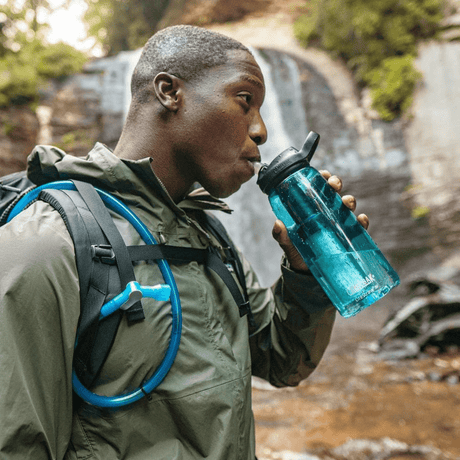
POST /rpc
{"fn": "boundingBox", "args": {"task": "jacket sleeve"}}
[0,201,80,460]
[246,253,336,387]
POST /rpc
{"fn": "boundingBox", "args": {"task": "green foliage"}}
[294,0,444,120]
[0,0,87,107]
[365,55,422,121]
[293,8,319,46]
[56,129,93,152]
[36,43,88,80]
[83,0,171,55]
[412,205,430,219]
[0,44,41,106]
[0,41,87,107]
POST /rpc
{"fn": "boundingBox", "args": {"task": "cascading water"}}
[218,49,308,286]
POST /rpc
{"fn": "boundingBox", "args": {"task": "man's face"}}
[176,49,267,198]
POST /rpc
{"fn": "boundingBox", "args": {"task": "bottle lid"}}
[257,131,320,194]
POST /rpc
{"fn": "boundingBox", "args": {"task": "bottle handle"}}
[300,131,320,163]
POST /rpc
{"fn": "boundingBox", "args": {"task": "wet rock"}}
[377,339,420,361]
[328,437,449,460]
[427,371,443,382]
[378,266,460,360]
[261,451,322,460]
[261,438,451,460]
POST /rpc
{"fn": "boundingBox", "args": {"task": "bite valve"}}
[100,281,171,319]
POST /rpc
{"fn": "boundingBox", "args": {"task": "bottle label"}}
[347,273,376,296]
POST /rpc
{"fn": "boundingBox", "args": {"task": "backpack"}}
[0,169,254,397]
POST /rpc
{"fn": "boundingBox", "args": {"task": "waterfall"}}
[218,49,308,286]
[116,48,143,121]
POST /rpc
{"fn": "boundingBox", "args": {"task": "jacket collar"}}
[27,143,233,216]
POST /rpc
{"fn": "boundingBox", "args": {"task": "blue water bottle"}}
[257,131,400,318]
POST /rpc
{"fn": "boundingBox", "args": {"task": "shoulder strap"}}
[5,177,256,385]
[201,211,256,330]
[71,180,145,323]
[201,211,249,301]
[36,182,144,387]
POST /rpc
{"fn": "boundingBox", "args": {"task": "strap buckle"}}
[91,244,116,265]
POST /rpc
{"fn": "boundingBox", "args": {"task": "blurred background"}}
[1,0,460,458]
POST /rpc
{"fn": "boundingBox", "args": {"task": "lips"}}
[245,158,261,178]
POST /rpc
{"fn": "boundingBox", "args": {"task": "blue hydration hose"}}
[8,181,182,408]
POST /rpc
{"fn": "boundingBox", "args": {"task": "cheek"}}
[209,106,247,137]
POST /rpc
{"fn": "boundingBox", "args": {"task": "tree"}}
[83,0,171,55]
[0,0,51,54]
[0,0,87,107]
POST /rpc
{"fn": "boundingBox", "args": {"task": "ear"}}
[153,72,183,112]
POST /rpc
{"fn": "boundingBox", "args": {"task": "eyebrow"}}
[240,74,264,90]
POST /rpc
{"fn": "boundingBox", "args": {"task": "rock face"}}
[0,106,40,176]
[46,77,102,156]
[405,41,460,251]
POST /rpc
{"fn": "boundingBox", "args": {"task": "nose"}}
[249,111,267,146]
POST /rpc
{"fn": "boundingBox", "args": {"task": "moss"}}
[365,55,423,121]
[294,11,319,46]
[1,120,14,137]
[56,129,93,153]
[294,0,445,120]
[412,205,430,220]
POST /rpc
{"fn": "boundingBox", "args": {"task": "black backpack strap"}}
[37,187,120,386]
[37,182,144,388]
[201,212,256,331]
[71,180,145,323]
[201,212,250,300]
[128,244,251,318]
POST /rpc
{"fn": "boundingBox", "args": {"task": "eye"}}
[238,93,252,105]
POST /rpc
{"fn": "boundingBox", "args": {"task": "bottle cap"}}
[257,131,320,194]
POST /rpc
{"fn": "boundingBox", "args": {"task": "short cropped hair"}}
[131,25,250,103]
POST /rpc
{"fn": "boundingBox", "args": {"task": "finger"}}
[327,175,342,193]
[342,194,356,212]
[272,220,310,272]
[272,219,289,246]
[357,213,369,230]
[319,170,332,180]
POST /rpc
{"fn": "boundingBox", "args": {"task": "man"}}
[0,25,368,459]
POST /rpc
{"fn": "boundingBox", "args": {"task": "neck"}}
[114,115,194,203]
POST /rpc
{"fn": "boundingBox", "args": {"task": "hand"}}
[272,170,369,273]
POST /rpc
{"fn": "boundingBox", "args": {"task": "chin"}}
[204,182,241,199]
[217,184,241,199]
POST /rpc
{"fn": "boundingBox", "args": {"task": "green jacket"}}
[0,144,335,459]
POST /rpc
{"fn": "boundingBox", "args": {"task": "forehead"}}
[226,49,264,86]
[203,49,265,94]
[225,49,264,79]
